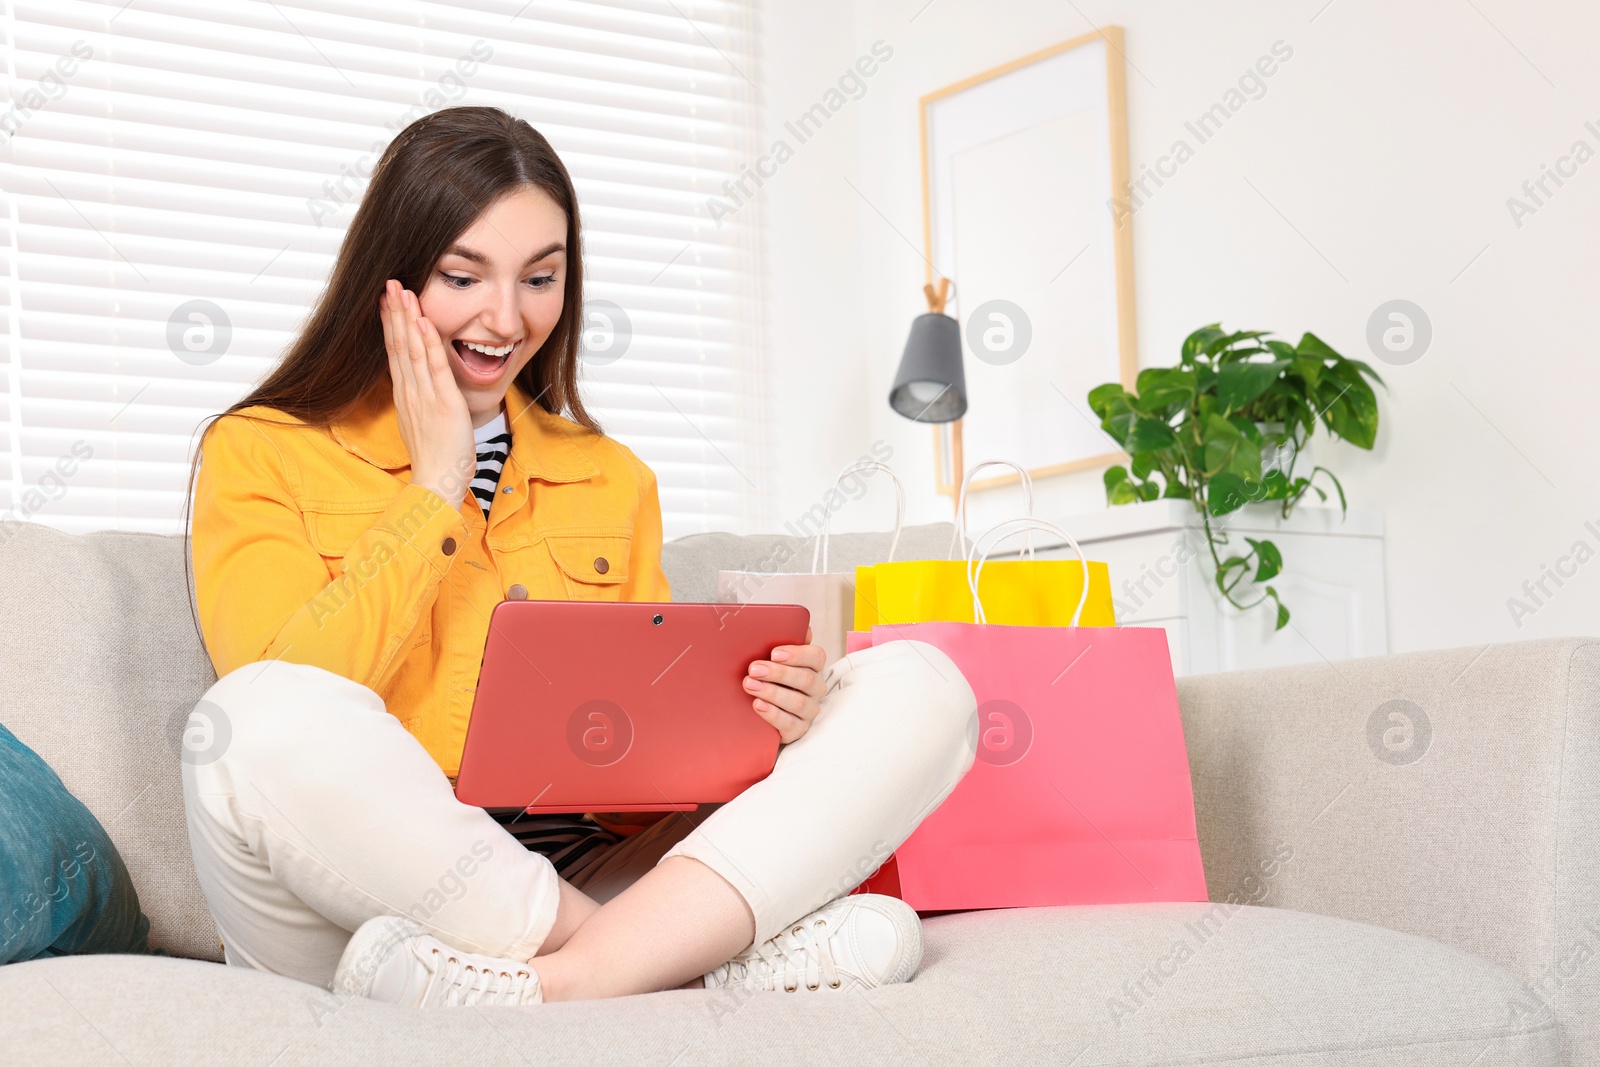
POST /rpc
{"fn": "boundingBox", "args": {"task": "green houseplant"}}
[1086,324,1386,630]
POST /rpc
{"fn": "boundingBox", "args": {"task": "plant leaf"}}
[1264,586,1291,630]
[1134,367,1197,411]
[1203,414,1240,475]
[1320,365,1379,449]
[1182,324,1225,362]
[1207,471,1252,516]
[1205,329,1270,358]
[1290,354,1322,391]
[1310,465,1348,513]
[1339,355,1387,389]
[1216,359,1288,413]
[1295,331,1342,363]
[1244,537,1283,581]
[1126,416,1178,452]
[1102,411,1137,450]
[1229,440,1264,483]
[1228,414,1264,445]
[1202,413,1262,484]
[1104,465,1135,505]
[1162,479,1192,499]
[1206,413,1263,482]
[1087,382,1129,418]
[1216,554,1251,594]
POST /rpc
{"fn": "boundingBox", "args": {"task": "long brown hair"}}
[181,105,600,649]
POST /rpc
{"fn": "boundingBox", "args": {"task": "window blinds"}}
[0,0,767,540]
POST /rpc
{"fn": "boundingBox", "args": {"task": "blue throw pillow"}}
[0,722,154,964]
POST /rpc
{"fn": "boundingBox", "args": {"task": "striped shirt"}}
[470,412,512,518]
[470,409,622,877]
[485,808,622,880]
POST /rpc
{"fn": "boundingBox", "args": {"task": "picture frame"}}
[920,27,1140,499]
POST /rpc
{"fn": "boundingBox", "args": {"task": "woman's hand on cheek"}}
[381,279,475,505]
[744,625,828,744]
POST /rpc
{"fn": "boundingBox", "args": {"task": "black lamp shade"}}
[888,312,967,422]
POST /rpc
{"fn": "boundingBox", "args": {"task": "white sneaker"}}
[332,916,543,1007]
[702,894,924,993]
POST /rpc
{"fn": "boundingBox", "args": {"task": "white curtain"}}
[0,0,768,539]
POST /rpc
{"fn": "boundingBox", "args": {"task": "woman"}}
[182,106,977,1007]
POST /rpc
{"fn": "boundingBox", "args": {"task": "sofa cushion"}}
[0,904,1560,1065]
[1175,636,1600,1064]
[0,523,221,962]
[0,723,154,963]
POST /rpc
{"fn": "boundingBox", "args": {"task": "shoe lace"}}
[723,915,843,992]
[421,947,538,1007]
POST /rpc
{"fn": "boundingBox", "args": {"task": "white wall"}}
[749,0,872,536]
[755,0,1600,655]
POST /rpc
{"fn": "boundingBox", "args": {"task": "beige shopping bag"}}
[716,459,904,666]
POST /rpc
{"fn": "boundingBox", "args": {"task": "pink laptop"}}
[454,600,810,814]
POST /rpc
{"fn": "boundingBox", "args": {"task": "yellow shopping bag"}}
[853,460,1117,628]
[853,557,1116,627]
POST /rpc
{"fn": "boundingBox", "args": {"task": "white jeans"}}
[181,639,977,989]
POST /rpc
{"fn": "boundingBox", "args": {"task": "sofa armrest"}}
[1176,636,1600,1048]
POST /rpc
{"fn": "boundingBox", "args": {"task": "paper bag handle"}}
[811,460,905,574]
[965,516,1091,628]
[945,460,1036,561]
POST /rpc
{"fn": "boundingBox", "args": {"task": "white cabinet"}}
[986,499,1388,677]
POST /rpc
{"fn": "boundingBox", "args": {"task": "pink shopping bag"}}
[849,516,1208,910]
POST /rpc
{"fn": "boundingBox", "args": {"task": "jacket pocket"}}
[546,533,632,600]
[304,507,432,648]
[305,508,386,573]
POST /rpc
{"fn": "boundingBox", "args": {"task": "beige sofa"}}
[0,517,1593,1065]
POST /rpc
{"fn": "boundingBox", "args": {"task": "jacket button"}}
[441,537,457,556]
[594,556,609,574]
[508,584,528,600]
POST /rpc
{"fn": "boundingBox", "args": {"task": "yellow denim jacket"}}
[190,379,672,777]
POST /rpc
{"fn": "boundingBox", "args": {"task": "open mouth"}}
[450,338,522,380]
